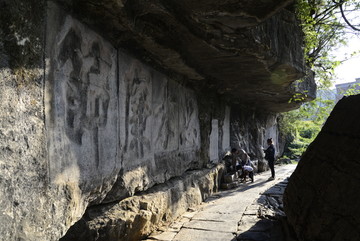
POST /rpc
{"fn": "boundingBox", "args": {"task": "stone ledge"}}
[60,164,225,241]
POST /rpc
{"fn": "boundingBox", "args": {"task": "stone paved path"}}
[144,164,297,241]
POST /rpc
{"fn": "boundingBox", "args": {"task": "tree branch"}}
[338,0,360,31]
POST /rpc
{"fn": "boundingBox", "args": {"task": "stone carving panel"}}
[222,106,231,151]
[123,60,153,160]
[209,119,219,162]
[152,74,179,152]
[47,16,118,187]
[113,50,201,199]
[179,88,200,150]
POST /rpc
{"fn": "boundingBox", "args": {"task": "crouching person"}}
[238,149,254,183]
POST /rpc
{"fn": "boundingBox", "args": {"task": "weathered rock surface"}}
[45,1,205,207]
[231,108,281,171]
[284,95,360,241]
[60,165,224,241]
[0,1,71,240]
[0,0,315,240]
[55,0,315,112]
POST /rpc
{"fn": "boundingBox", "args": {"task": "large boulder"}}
[284,94,360,241]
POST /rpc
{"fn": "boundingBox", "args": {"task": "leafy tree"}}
[340,82,360,96]
[296,0,360,88]
[337,0,360,31]
[279,91,335,158]
[279,1,360,159]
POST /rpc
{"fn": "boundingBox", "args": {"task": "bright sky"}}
[332,35,360,86]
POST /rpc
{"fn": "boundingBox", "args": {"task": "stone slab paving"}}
[172,228,236,241]
[182,219,238,233]
[144,164,297,241]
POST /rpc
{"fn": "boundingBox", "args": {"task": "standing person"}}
[264,138,275,180]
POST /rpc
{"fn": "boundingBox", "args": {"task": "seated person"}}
[223,153,234,173]
[223,148,242,174]
[231,148,243,173]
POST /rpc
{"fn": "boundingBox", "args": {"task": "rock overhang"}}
[55,0,316,112]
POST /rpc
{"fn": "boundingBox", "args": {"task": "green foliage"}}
[279,92,335,158]
[295,0,360,88]
[281,1,360,158]
[288,92,308,103]
[342,82,360,96]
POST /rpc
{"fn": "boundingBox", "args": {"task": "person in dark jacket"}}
[264,138,275,180]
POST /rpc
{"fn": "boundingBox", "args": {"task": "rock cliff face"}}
[231,109,280,171]
[0,0,313,240]
[284,95,360,241]
[56,0,315,112]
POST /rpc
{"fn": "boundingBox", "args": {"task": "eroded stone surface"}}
[55,0,315,112]
[60,165,224,241]
[105,51,202,202]
[46,3,119,204]
[222,106,231,152]
[209,119,219,162]
[0,1,314,240]
[230,108,279,172]
[0,1,74,240]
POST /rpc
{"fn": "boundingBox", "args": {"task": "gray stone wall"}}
[107,51,202,202]
[0,1,66,240]
[230,107,280,170]
[222,106,231,152]
[45,0,202,203]
[0,2,206,240]
[209,119,219,163]
[46,3,119,205]
[0,2,284,240]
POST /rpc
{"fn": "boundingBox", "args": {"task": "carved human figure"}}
[58,28,111,167]
[125,62,151,158]
[179,91,199,148]
[153,78,177,151]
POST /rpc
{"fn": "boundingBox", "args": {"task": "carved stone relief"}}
[152,74,179,152]
[101,48,201,200]
[222,106,231,151]
[47,16,118,187]
[209,119,219,162]
[178,88,200,150]
[123,60,153,160]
